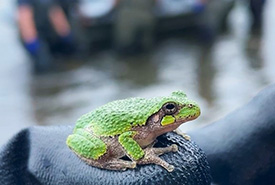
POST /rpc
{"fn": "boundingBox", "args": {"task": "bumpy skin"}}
[66,91,200,171]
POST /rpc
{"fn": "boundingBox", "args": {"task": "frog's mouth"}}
[176,113,200,123]
[161,109,200,127]
[175,104,201,123]
[156,114,199,136]
[139,109,200,142]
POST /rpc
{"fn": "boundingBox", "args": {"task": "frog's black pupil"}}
[166,104,175,110]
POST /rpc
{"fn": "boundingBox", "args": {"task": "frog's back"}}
[74,93,187,136]
[74,97,161,136]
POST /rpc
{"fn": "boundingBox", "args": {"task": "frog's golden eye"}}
[163,102,177,115]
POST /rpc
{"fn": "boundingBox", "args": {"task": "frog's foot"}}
[137,144,178,172]
[174,130,191,141]
[103,159,137,171]
[181,133,191,141]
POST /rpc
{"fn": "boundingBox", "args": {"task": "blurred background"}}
[0,0,273,146]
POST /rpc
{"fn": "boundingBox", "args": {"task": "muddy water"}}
[0,1,274,146]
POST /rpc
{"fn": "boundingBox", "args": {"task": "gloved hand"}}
[190,84,275,185]
[24,38,40,56]
[23,38,53,73]
[0,127,211,185]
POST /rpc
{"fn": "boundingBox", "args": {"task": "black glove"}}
[0,127,211,185]
[190,84,275,185]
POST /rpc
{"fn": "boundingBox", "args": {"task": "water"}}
[0,1,274,146]
[0,0,35,145]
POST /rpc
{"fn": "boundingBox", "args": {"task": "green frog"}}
[66,91,200,172]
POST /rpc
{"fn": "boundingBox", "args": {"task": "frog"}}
[66,91,200,172]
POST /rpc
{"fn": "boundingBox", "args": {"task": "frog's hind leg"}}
[136,144,178,172]
[76,154,136,171]
[66,129,107,162]
[150,144,178,156]
[101,158,136,171]
[67,129,137,171]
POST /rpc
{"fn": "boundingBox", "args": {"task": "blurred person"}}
[114,0,155,54]
[17,0,77,73]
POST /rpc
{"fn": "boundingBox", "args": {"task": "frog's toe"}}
[171,144,178,152]
[130,161,137,168]
[182,133,191,141]
[167,164,175,172]
[118,167,127,171]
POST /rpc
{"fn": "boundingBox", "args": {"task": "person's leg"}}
[17,4,53,73]
[18,5,39,55]
[48,5,71,38]
[48,5,75,55]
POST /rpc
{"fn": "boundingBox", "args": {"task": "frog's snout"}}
[179,102,201,121]
[189,103,200,118]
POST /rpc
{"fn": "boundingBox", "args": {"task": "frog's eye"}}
[163,102,177,115]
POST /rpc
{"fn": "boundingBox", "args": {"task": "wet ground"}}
[1,1,275,146]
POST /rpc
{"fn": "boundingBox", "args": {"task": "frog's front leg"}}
[118,131,145,160]
[119,131,178,172]
[174,130,191,141]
